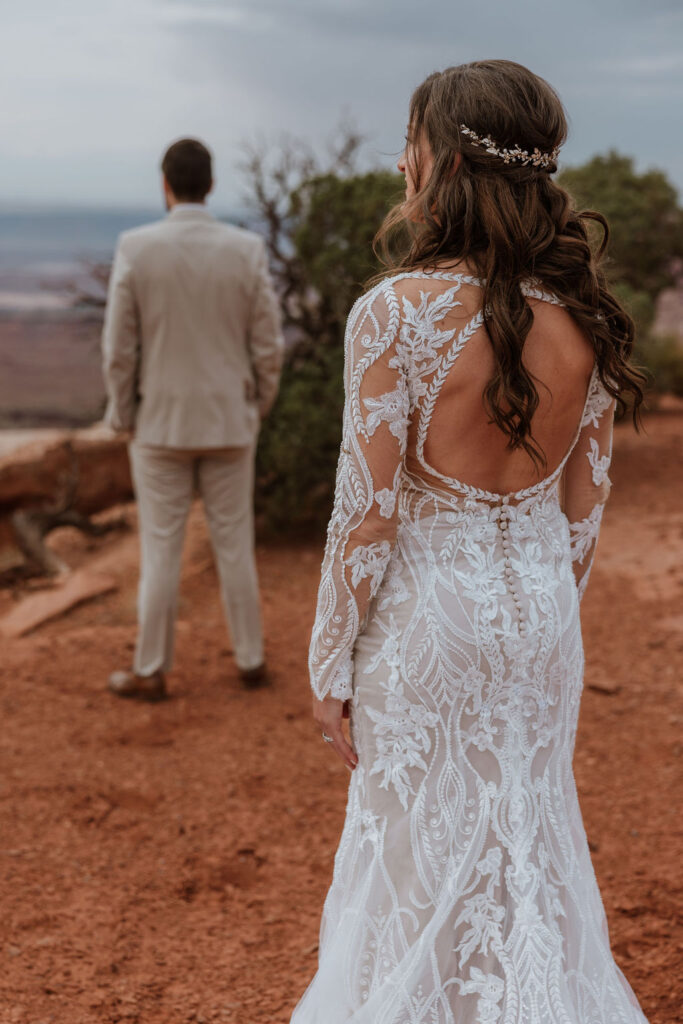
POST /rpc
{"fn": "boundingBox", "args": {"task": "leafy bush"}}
[242,136,402,534]
[634,333,683,397]
[256,343,345,534]
[558,151,683,295]
[560,153,683,397]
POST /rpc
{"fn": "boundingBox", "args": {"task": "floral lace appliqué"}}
[364,614,439,811]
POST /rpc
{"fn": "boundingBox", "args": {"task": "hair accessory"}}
[459,124,559,169]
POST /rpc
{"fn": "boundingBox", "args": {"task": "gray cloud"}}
[0,0,681,208]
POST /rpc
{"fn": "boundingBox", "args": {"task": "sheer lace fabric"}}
[294,273,647,1024]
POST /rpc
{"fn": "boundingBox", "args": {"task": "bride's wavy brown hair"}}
[374,59,645,466]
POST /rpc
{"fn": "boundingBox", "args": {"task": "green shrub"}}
[256,343,345,534]
[634,333,683,397]
[252,165,402,535]
[558,151,683,295]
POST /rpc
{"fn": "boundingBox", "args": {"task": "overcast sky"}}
[2,0,682,211]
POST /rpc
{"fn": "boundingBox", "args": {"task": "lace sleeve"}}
[308,283,408,701]
[561,372,616,602]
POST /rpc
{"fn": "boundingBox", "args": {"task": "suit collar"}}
[166,204,214,222]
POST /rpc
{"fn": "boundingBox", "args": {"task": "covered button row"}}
[498,506,526,630]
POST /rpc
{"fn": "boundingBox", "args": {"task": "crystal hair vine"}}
[459,124,560,169]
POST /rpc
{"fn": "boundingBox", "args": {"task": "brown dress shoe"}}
[108,669,167,702]
[238,663,270,689]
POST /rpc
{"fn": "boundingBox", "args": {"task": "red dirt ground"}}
[0,411,682,1024]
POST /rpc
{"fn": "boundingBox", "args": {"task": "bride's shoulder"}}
[350,264,482,315]
[346,276,399,325]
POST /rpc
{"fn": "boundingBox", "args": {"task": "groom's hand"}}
[311,694,358,771]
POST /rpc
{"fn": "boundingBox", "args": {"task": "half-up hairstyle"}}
[374,59,645,467]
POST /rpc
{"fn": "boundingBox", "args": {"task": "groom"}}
[102,137,284,700]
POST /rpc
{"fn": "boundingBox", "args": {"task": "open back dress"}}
[290,271,648,1024]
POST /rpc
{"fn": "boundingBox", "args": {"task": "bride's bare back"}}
[404,275,595,495]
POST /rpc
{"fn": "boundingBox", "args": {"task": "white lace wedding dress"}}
[290,272,649,1024]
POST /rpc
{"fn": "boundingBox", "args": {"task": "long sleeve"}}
[101,238,141,432]
[308,284,408,701]
[561,370,616,602]
[247,238,285,418]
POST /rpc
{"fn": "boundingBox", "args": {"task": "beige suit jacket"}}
[102,206,284,448]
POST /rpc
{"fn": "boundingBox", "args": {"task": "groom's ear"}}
[162,173,174,204]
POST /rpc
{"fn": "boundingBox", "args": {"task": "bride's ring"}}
[321,732,334,743]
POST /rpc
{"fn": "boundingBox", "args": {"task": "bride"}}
[291,60,649,1024]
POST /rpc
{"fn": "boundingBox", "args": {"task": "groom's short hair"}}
[161,138,213,201]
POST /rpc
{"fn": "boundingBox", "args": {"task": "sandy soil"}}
[0,412,681,1024]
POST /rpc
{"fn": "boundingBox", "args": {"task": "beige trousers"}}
[129,440,263,676]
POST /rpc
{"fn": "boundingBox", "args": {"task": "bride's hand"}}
[311,695,359,771]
